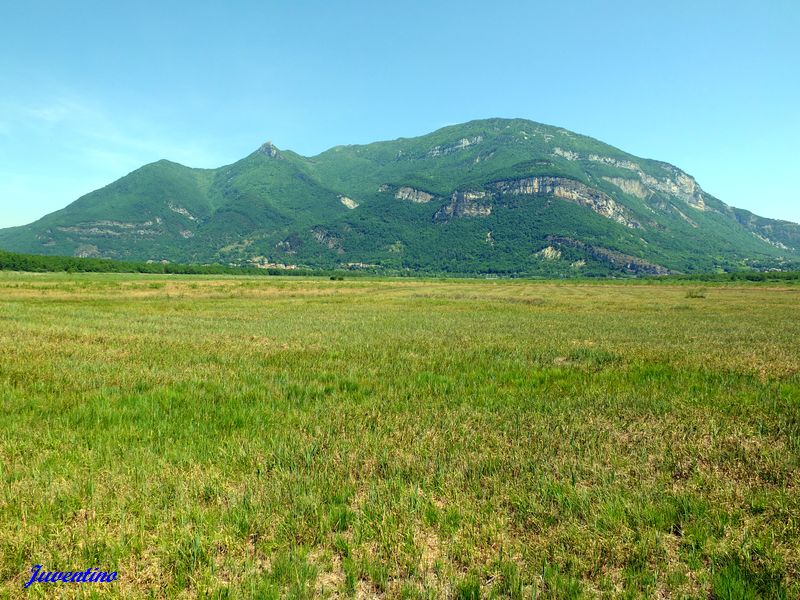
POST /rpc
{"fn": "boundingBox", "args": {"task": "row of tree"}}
[0,250,318,276]
[1,249,798,282]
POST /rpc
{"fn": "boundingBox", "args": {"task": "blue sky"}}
[1,0,798,227]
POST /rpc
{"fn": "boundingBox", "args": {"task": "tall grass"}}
[0,273,797,597]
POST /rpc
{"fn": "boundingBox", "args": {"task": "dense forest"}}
[2,248,799,283]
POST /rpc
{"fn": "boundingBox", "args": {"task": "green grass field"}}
[1,273,798,598]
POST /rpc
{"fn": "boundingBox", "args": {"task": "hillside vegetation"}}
[1,118,798,276]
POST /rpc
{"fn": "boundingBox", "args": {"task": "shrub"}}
[685,288,707,299]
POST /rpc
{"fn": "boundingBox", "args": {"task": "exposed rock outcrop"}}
[547,236,672,275]
[494,177,640,228]
[553,147,580,161]
[339,196,359,209]
[752,232,790,250]
[640,168,707,210]
[556,150,708,211]
[257,141,282,159]
[551,147,708,211]
[603,177,650,200]
[167,202,196,220]
[434,191,492,221]
[311,227,344,253]
[428,136,483,158]
[56,219,164,237]
[395,187,435,203]
[588,154,640,171]
[538,246,562,260]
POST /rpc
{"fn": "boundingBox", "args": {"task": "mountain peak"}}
[257,141,281,158]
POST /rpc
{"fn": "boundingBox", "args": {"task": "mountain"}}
[2,118,799,276]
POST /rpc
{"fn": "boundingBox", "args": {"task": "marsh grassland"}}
[0,274,798,599]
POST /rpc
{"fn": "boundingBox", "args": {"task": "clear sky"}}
[1,0,798,228]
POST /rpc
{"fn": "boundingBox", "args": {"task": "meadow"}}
[0,273,798,598]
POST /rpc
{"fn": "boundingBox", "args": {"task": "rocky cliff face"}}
[602,177,649,200]
[434,191,492,220]
[394,187,435,203]
[494,177,640,228]
[554,148,708,211]
[642,167,707,211]
[429,177,639,228]
[546,236,673,275]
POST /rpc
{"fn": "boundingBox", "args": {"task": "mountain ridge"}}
[2,118,798,276]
